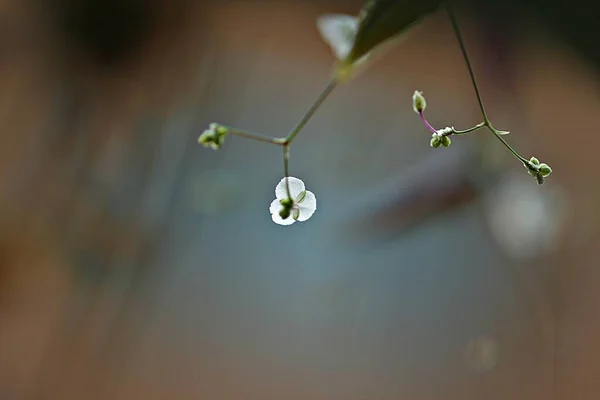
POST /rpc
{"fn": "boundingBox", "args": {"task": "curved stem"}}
[446,1,528,164]
[419,112,439,134]
[446,2,490,125]
[452,122,485,135]
[284,77,338,144]
[488,127,528,163]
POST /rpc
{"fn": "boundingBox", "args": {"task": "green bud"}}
[215,125,228,135]
[279,198,294,208]
[441,136,451,147]
[529,156,540,166]
[524,161,537,176]
[292,208,300,221]
[198,124,227,150]
[538,163,552,177]
[413,90,426,114]
[279,208,291,220]
[536,174,545,185]
[215,133,225,148]
[198,131,215,147]
[430,135,441,148]
[295,190,307,203]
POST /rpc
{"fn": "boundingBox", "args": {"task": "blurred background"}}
[0,0,599,399]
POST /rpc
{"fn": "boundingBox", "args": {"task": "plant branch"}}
[284,77,338,144]
[446,2,490,125]
[222,126,285,145]
[283,144,291,198]
[452,122,485,135]
[446,2,528,164]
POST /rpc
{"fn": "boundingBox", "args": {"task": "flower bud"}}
[536,174,545,185]
[413,90,426,114]
[524,160,538,176]
[215,125,228,135]
[524,157,553,184]
[430,135,441,148]
[279,198,294,208]
[279,208,291,219]
[539,163,552,177]
[441,136,451,147]
[292,208,300,221]
[198,123,228,150]
[437,127,453,136]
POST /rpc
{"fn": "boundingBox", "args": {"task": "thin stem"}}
[446,2,490,125]
[283,144,291,199]
[419,112,439,134]
[488,127,528,163]
[421,113,485,136]
[284,77,338,144]
[452,122,485,135]
[222,126,285,145]
[446,2,528,164]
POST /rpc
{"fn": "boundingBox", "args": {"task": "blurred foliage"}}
[472,0,600,70]
[51,0,159,65]
[348,0,442,63]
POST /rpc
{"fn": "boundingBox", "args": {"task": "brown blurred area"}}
[0,1,599,399]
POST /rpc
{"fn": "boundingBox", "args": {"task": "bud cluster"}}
[198,123,228,150]
[524,157,553,185]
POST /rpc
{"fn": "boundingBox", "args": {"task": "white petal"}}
[269,198,281,214]
[269,198,296,225]
[316,14,359,61]
[297,190,317,222]
[275,177,305,200]
[271,210,296,226]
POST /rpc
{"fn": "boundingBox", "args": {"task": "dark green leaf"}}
[347,0,443,64]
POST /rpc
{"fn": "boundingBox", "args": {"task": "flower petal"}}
[295,190,307,203]
[269,198,281,214]
[297,190,316,222]
[270,198,296,225]
[271,210,296,226]
[275,177,305,200]
[316,14,359,61]
[292,208,300,221]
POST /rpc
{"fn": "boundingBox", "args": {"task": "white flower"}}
[269,177,317,226]
[316,14,370,81]
[317,12,408,81]
[317,14,364,62]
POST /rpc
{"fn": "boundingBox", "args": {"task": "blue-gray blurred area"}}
[1,1,599,399]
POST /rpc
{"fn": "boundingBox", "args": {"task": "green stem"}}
[280,76,338,197]
[446,2,528,164]
[488,127,528,163]
[223,76,339,198]
[446,2,490,125]
[284,77,338,144]
[283,144,291,198]
[222,126,285,145]
[451,122,485,135]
